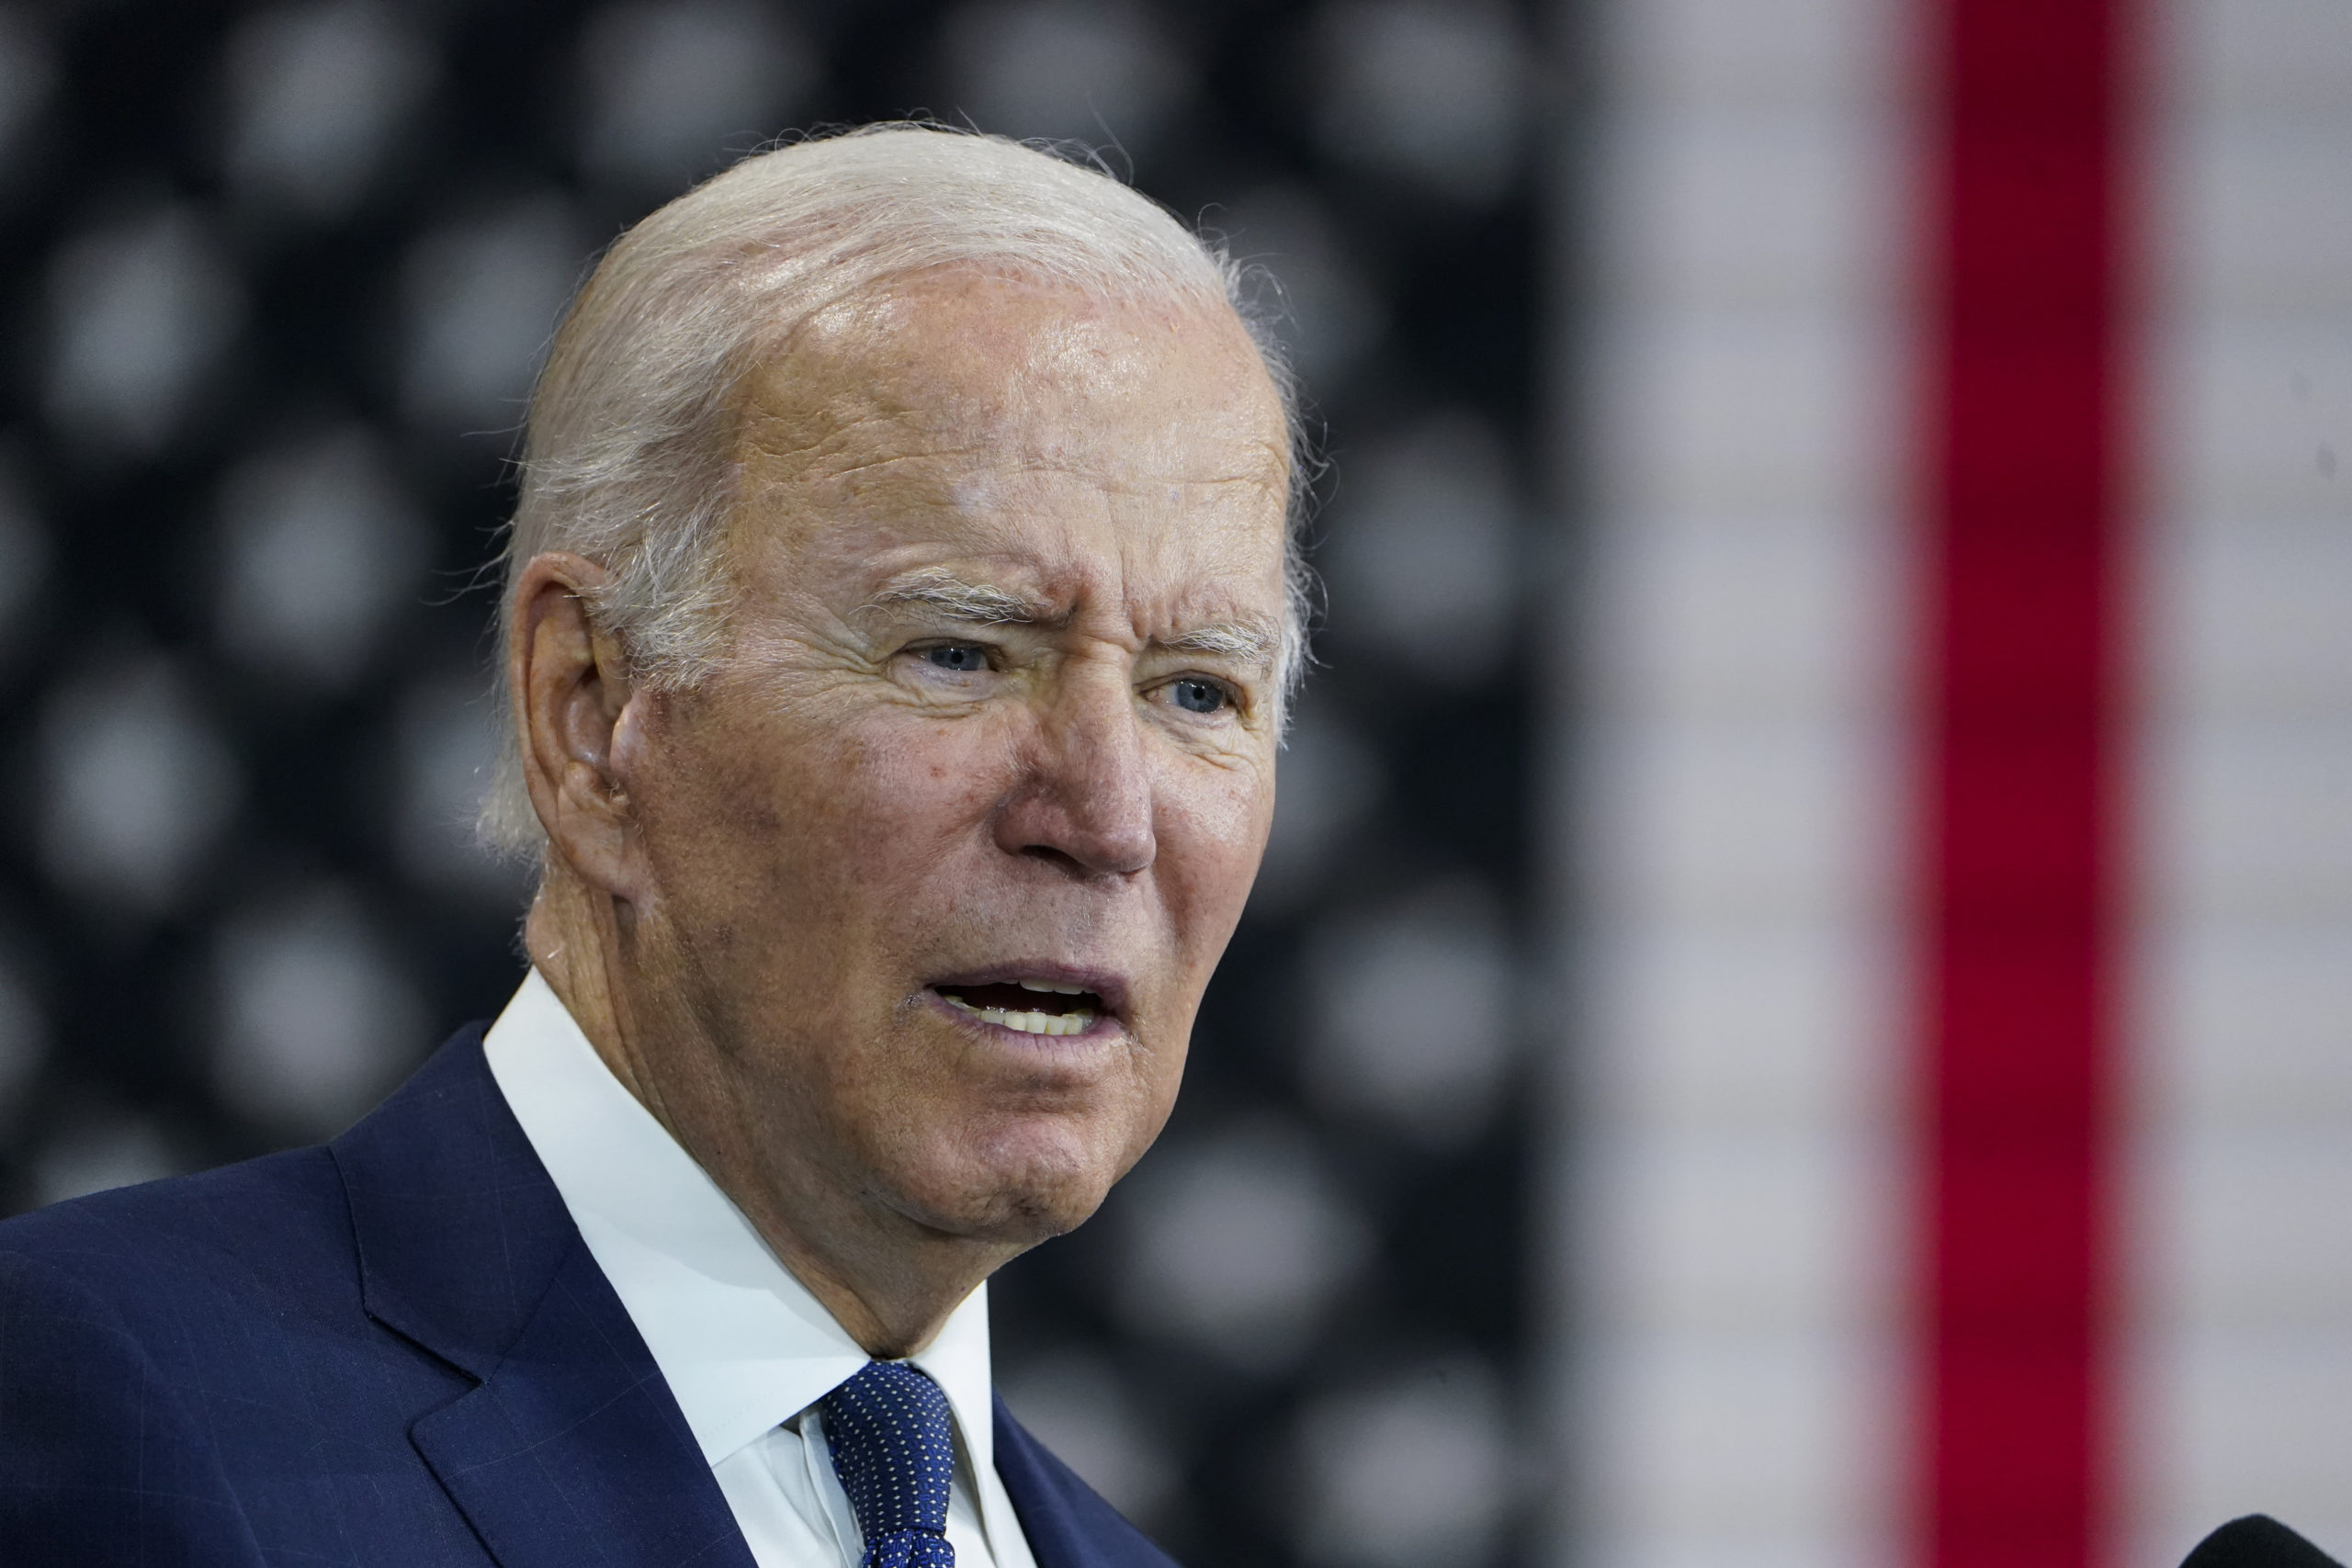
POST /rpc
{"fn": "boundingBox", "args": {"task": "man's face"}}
[612,270,1290,1247]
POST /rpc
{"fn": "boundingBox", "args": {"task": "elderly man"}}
[0,126,1298,1568]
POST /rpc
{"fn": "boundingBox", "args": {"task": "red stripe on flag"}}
[1916,1,2131,1564]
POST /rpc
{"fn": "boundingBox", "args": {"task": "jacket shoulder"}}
[0,1192,311,1567]
[0,1031,512,1566]
[0,1022,505,1341]
[0,1145,356,1328]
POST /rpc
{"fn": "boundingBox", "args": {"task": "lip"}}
[922,991,1128,1049]
[922,963,1132,1025]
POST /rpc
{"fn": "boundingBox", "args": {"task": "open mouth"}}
[933,980,1105,1037]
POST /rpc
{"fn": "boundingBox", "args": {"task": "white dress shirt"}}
[482,970,1039,1568]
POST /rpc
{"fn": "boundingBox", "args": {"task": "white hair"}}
[480,123,1311,858]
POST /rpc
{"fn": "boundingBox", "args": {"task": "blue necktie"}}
[820,1360,958,1568]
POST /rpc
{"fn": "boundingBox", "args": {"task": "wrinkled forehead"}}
[731,266,1292,499]
[720,273,1292,639]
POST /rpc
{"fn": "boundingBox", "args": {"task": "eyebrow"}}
[862,567,1281,670]
[860,569,1051,626]
[1163,620,1281,669]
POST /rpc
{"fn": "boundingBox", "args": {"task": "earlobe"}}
[512,553,643,893]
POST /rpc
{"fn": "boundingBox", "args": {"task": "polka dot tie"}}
[819,1360,958,1568]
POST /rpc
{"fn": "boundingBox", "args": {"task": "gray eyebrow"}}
[863,567,1279,669]
[860,569,1051,626]
[1162,620,1281,669]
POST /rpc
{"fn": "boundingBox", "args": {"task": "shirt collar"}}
[481,968,999,1474]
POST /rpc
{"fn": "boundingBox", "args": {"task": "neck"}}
[524,863,1015,1357]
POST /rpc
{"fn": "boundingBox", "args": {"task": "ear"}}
[510,552,646,896]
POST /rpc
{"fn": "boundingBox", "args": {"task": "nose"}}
[993,665,1157,877]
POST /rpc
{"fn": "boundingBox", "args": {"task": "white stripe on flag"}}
[2127,2,2352,1562]
[1553,0,1910,1562]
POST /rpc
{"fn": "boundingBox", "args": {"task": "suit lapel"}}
[994,1396,1182,1568]
[331,1030,756,1568]
[408,1242,754,1568]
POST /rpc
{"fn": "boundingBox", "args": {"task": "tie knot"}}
[819,1360,957,1568]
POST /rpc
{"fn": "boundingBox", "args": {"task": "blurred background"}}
[2,2,2349,1567]
[0,3,1543,1566]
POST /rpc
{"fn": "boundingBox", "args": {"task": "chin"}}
[891,1120,1124,1244]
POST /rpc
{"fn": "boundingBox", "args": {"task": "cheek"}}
[1157,761,1276,942]
[613,698,786,902]
[840,711,1020,845]
[719,710,1024,926]
[644,693,1014,864]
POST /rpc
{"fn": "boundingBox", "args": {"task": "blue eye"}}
[1170,678,1227,714]
[924,645,989,672]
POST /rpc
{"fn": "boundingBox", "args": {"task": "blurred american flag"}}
[1552,0,2352,1562]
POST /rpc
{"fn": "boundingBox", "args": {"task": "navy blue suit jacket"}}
[0,1026,1179,1568]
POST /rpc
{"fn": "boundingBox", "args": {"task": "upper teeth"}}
[943,993,1095,1036]
[1017,979,1087,995]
